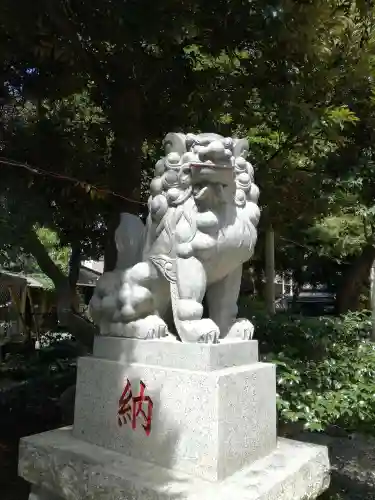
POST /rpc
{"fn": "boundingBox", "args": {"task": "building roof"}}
[0,260,104,292]
[81,260,104,275]
[0,269,53,289]
[77,264,103,287]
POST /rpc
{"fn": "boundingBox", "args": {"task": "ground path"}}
[1,419,374,500]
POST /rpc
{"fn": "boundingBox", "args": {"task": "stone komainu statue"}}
[90,132,260,343]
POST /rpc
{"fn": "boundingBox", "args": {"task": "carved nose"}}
[198,140,226,163]
[207,140,225,155]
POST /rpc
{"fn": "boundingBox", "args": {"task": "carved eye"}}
[181,164,191,174]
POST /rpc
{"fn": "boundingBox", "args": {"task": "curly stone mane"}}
[146,133,260,235]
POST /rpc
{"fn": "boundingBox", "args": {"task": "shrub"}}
[38,330,73,348]
[0,330,78,421]
[241,299,375,434]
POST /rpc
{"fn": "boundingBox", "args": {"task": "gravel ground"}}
[297,431,375,499]
[1,424,374,500]
[1,435,31,500]
[0,413,61,500]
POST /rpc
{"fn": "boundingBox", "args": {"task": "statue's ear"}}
[233,138,249,159]
[163,133,187,156]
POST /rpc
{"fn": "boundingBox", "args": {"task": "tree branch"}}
[21,226,67,287]
[21,225,96,350]
[42,0,108,95]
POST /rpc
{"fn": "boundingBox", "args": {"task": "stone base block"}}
[19,427,330,500]
[93,337,259,370]
[73,351,276,481]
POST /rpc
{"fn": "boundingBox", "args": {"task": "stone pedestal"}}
[74,338,275,481]
[18,337,330,499]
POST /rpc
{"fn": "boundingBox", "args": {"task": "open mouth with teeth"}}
[190,161,235,188]
[191,162,233,204]
[192,182,227,204]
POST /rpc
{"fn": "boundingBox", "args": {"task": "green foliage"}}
[1,330,78,377]
[1,0,375,310]
[0,226,70,287]
[34,227,70,275]
[319,493,347,500]
[0,330,79,420]
[308,215,367,260]
[0,89,109,260]
[245,304,375,434]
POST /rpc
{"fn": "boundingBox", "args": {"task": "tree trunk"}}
[22,227,96,350]
[265,227,275,314]
[68,243,81,289]
[104,211,121,272]
[253,261,265,298]
[336,244,375,314]
[292,280,302,305]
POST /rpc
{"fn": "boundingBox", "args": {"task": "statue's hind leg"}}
[206,265,254,341]
[108,261,170,339]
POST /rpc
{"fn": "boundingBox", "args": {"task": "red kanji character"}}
[117,379,133,427]
[132,381,154,436]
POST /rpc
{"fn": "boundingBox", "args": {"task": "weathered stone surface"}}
[90,133,261,343]
[289,430,375,498]
[29,485,64,500]
[19,427,330,500]
[72,355,276,481]
[93,336,259,370]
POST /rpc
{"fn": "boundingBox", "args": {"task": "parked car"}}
[276,289,337,316]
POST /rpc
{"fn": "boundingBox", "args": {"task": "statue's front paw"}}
[198,330,219,344]
[123,315,169,339]
[221,318,254,342]
[186,318,220,344]
[143,316,169,339]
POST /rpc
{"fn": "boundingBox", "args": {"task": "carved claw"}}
[198,330,219,344]
[146,323,169,339]
[221,318,254,342]
[176,318,220,343]
[119,316,169,339]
